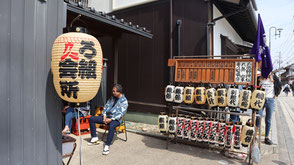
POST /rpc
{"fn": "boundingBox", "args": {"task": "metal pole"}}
[114,38,118,84]
[176,20,182,56]
[269,26,276,52]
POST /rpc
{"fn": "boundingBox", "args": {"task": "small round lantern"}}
[174,86,184,103]
[216,85,227,109]
[206,86,217,109]
[241,119,255,147]
[51,32,103,103]
[158,112,168,133]
[195,86,206,104]
[184,86,195,104]
[165,85,175,102]
[239,87,252,112]
[227,85,240,112]
[168,114,177,134]
[250,87,266,111]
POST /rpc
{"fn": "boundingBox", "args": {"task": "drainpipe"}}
[207,0,213,56]
[169,0,173,83]
[176,19,182,57]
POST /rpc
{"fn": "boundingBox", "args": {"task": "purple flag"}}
[250,14,273,78]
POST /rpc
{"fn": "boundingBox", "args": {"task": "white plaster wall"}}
[88,0,112,13]
[213,5,243,56]
[88,0,156,13]
[112,0,156,11]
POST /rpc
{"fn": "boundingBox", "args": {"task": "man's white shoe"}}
[88,137,100,145]
[102,145,110,155]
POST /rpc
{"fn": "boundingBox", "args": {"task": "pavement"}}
[64,93,294,165]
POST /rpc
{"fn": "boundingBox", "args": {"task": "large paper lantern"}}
[51,32,103,103]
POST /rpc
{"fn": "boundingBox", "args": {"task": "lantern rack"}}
[163,106,262,165]
[165,55,261,165]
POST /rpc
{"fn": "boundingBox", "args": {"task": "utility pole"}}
[278,52,282,71]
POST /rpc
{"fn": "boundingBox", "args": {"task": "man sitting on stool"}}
[88,84,128,155]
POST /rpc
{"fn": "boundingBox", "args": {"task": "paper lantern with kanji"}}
[51,32,103,103]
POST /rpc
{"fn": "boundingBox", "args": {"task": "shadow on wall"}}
[46,70,63,159]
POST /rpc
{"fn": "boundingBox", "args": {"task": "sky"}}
[256,0,294,69]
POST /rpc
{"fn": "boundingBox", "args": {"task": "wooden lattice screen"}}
[169,59,255,85]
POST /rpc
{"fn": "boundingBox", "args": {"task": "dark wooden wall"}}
[105,0,208,114]
[0,0,65,164]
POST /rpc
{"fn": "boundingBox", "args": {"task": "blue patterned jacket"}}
[102,94,128,123]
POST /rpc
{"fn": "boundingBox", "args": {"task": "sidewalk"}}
[66,128,244,165]
[65,116,278,165]
[65,95,287,165]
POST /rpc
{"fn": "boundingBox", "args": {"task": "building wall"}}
[213,5,243,56]
[107,0,208,113]
[87,0,156,13]
[0,0,65,164]
[88,0,112,13]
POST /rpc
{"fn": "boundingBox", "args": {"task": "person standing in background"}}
[256,73,276,145]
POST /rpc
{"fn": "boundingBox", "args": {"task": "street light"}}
[269,26,283,52]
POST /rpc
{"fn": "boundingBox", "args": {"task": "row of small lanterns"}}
[158,113,255,149]
[165,84,266,112]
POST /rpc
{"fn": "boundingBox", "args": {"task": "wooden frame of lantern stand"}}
[166,55,262,165]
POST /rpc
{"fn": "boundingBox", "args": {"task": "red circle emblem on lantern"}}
[51,32,103,103]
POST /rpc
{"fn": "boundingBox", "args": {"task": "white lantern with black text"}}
[165,85,175,102]
[227,85,240,111]
[158,112,168,133]
[184,87,195,104]
[174,86,184,103]
[239,87,252,111]
[250,88,266,111]
[168,114,177,134]
[195,87,206,104]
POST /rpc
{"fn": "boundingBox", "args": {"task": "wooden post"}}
[249,61,258,165]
